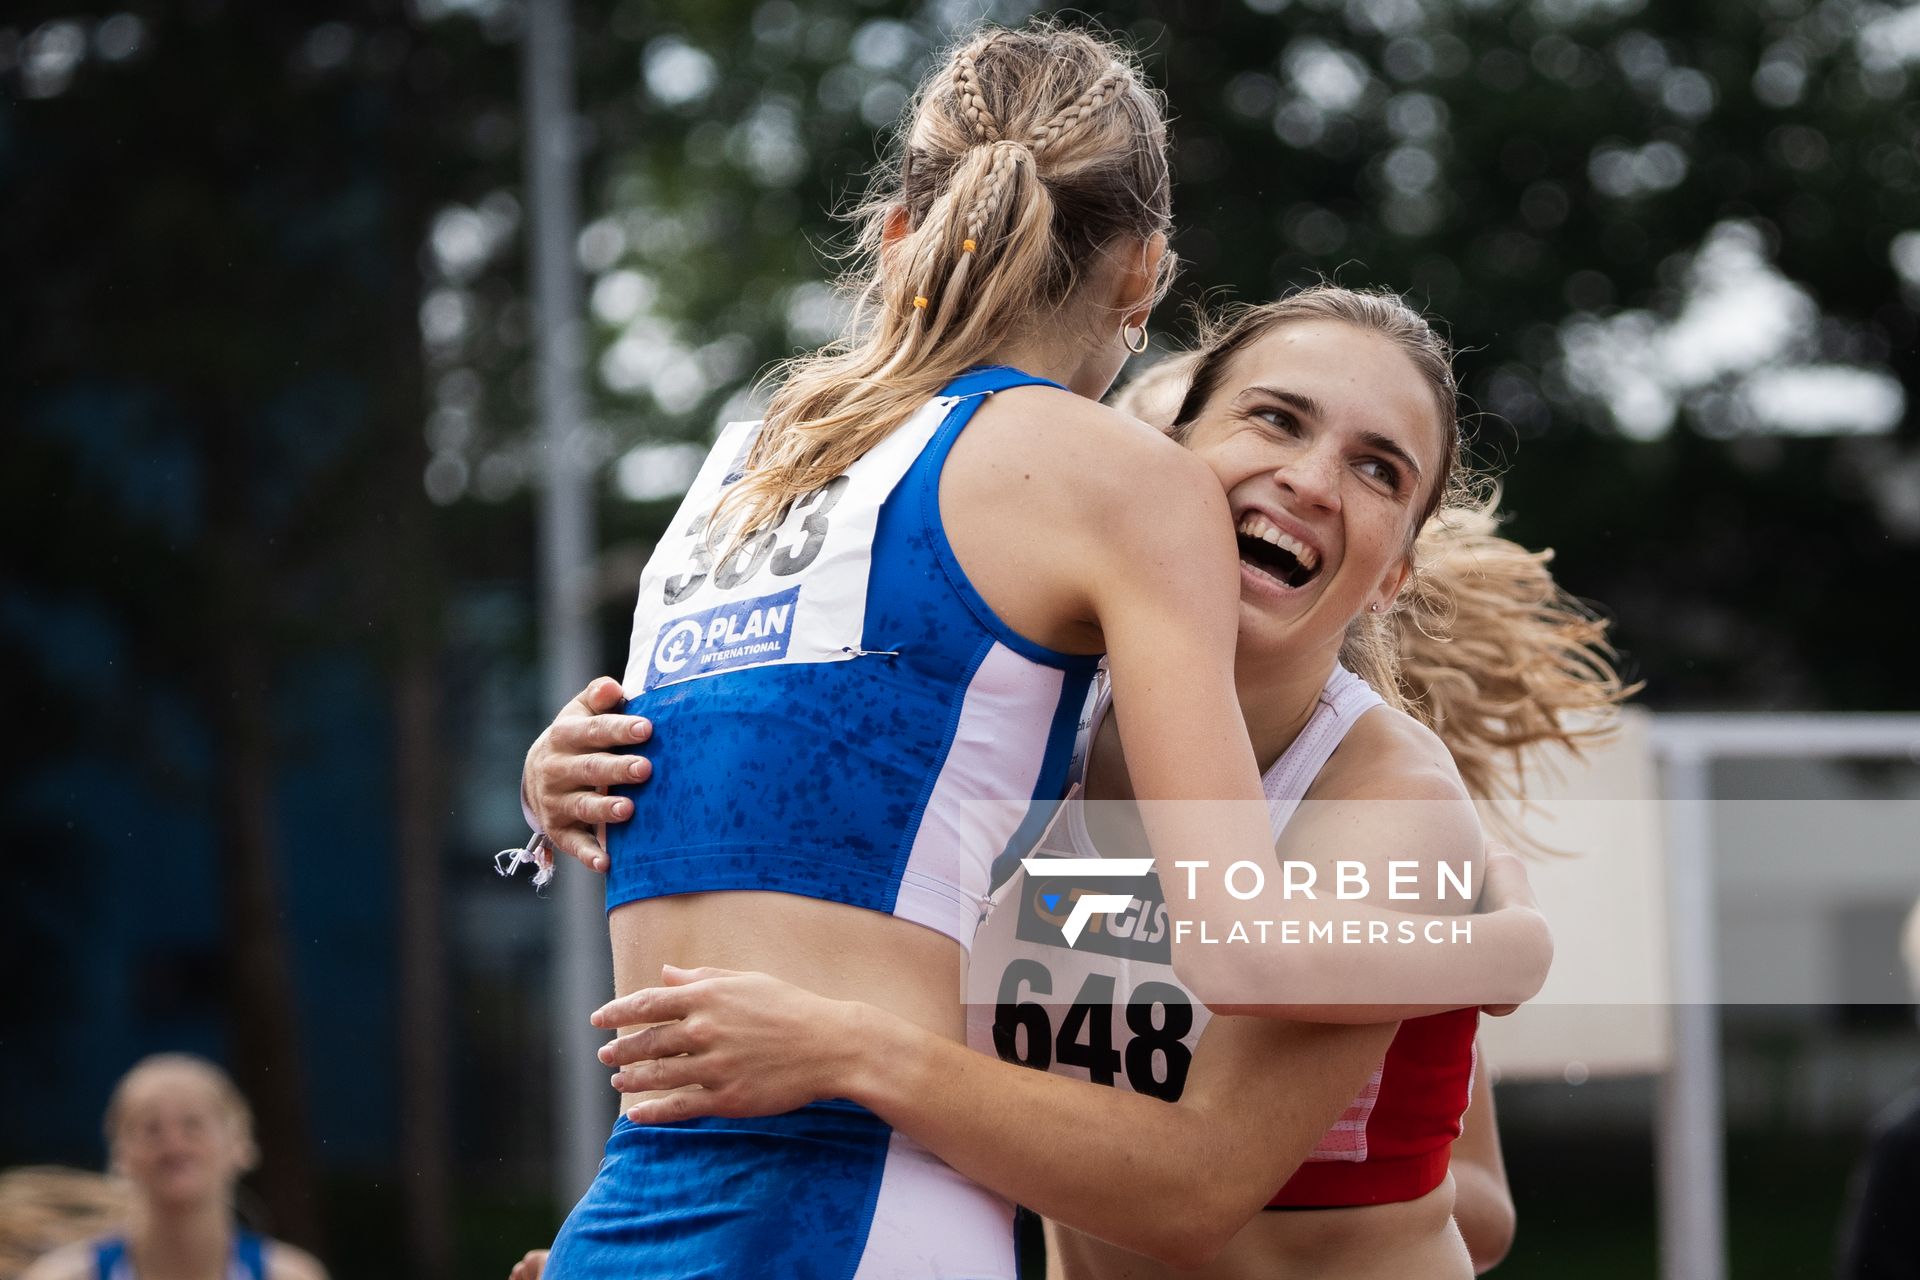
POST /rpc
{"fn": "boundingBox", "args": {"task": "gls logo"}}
[1018,858,1155,946]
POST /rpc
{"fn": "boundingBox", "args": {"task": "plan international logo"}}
[645,586,800,691]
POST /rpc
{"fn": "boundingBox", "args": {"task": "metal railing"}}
[1647,714,1920,1280]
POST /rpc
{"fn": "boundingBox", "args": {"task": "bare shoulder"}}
[266,1241,330,1280]
[19,1242,96,1280]
[1291,705,1483,898]
[941,386,1235,646]
[1316,704,1471,805]
[988,384,1172,447]
[964,387,1217,521]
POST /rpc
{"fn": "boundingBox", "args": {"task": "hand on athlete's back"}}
[523,676,653,873]
[1476,845,1547,1016]
[593,966,865,1123]
[507,1249,547,1280]
[1475,845,1541,918]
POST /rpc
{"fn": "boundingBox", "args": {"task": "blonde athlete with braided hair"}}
[527,24,1551,1277]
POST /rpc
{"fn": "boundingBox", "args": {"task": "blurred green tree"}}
[440,0,1910,708]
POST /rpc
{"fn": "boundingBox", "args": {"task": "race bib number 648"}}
[991,960,1195,1102]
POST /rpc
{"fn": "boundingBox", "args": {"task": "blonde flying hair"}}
[0,1168,131,1277]
[715,22,1175,548]
[1146,286,1633,832]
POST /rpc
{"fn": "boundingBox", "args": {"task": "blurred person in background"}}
[19,1055,326,1280]
[1836,898,1920,1279]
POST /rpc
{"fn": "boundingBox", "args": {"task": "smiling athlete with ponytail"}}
[527,24,1553,1279]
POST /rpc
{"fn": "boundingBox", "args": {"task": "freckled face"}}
[1177,320,1447,661]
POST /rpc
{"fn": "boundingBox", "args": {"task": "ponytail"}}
[712,23,1173,552]
[1343,495,1635,842]
[0,1167,131,1274]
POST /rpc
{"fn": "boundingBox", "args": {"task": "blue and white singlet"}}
[93,1233,267,1280]
[603,364,1099,948]
[545,366,1097,1279]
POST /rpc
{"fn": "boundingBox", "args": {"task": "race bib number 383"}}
[620,400,954,695]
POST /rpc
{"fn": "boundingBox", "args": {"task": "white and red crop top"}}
[965,663,1479,1208]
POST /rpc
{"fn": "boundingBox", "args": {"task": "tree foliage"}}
[422,0,1913,709]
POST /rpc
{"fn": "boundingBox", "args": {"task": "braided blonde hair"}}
[1145,288,1634,839]
[951,38,1001,142]
[714,21,1175,547]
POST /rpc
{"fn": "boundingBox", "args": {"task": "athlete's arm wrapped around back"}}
[594,965,1396,1270]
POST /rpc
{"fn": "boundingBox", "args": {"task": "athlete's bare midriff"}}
[1051,1177,1471,1280]
[609,891,965,1115]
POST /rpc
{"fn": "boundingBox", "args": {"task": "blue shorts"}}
[544,1100,1017,1279]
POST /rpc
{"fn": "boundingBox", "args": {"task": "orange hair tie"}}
[913,296,929,309]
[962,239,977,253]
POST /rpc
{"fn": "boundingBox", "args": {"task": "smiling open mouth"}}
[1236,514,1322,590]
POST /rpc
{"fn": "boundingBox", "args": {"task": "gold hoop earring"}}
[1122,322,1149,355]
